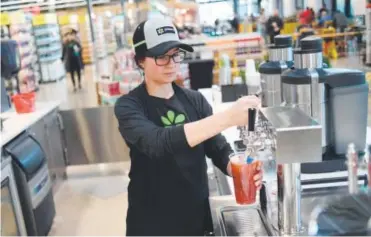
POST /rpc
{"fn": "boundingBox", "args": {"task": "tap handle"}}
[248,108,256,132]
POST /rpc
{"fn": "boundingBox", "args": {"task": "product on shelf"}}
[33,13,65,83]
[1,11,40,93]
[99,80,120,96]
[182,33,264,85]
[98,49,142,105]
[79,14,94,64]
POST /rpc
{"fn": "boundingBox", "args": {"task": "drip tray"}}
[218,206,273,236]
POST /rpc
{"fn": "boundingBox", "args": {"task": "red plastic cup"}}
[12,92,36,114]
[230,153,260,205]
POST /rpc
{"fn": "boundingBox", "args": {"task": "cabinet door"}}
[44,110,67,180]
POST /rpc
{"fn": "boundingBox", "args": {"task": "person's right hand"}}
[225,95,261,126]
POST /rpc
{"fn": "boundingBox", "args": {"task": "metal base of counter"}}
[60,107,130,165]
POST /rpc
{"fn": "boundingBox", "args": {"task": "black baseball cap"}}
[133,18,194,57]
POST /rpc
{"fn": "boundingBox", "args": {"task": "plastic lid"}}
[294,36,323,54]
[274,35,293,48]
[300,30,315,39]
[258,61,289,74]
[281,68,365,87]
[325,68,365,88]
[281,68,327,85]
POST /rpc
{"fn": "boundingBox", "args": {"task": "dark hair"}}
[134,54,145,70]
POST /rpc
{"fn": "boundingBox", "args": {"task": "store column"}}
[233,0,239,15]
[307,0,322,12]
[86,0,100,104]
[282,0,295,17]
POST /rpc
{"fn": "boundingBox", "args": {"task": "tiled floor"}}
[36,55,371,236]
[48,163,130,236]
[36,59,131,236]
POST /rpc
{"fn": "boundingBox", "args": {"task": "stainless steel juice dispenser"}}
[259,35,294,107]
[259,62,288,107]
[282,36,369,157]
[268,35,293,61]
[238,106,322,235]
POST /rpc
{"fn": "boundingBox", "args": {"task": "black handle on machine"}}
[248,108,256,132]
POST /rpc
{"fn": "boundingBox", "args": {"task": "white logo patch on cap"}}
[156,26,176,36]
[144,17,180,49]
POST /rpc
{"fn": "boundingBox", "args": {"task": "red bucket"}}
[12,92,36,114]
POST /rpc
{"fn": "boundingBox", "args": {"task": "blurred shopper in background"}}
[266,10,283,43]
[318,3,329,19]
[318,9,332,27]
[62,29,84,91]
[333,10,349,32]
[299,7,314,26]
[257,8,267,42]
[231,14,240,33]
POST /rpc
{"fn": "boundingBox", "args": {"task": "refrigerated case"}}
[1,156,27,236]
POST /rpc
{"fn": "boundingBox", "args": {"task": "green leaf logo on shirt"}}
[161,110,185,127]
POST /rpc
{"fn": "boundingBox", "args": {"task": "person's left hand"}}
[227,160,263,190]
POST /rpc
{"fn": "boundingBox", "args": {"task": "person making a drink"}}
[114,18,263,236]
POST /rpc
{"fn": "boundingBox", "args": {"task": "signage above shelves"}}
[0,0,113,12]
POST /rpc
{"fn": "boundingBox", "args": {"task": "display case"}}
[33,13,65,83]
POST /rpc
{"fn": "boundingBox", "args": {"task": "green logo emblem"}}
[161,110,185,127]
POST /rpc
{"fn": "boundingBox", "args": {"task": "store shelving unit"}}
[94,16,108,59]
[33,13,65,83]
[1,11,40,94]
[79,14,95,64]
[102,13,116,54]
[98,49,141,105]
[182,33,264,85]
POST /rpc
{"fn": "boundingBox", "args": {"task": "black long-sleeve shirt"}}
[114,82,233,234]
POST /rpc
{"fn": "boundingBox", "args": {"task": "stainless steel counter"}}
[209,185,359,236]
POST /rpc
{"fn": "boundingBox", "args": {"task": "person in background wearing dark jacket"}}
[231,14,240,33]
[318,3,328,19]
[266,10,284,43]
[333,10,348,32]
[114,18,263,236]
[62,29,84,91]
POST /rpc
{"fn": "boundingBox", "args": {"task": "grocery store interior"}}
[1,0,371,236]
